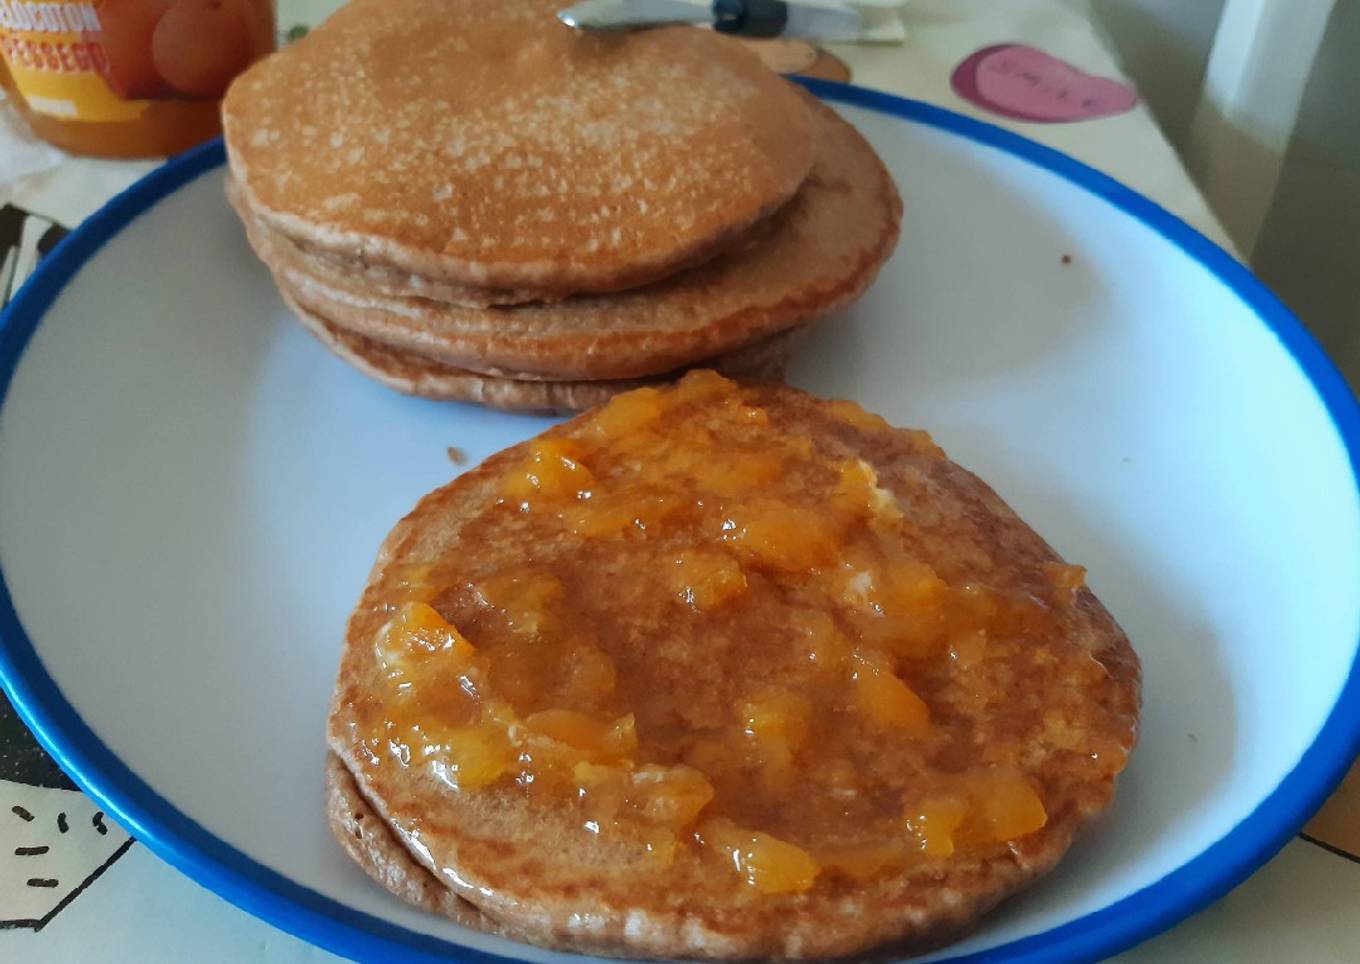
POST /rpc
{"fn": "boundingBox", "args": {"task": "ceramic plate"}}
[1,83,1358,963]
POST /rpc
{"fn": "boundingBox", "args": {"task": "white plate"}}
[1,83,1358,963]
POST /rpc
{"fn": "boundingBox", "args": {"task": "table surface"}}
[0,1,1356,960]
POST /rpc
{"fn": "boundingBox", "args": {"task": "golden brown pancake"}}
[327,376,1140,959]
[327,753,644,957]
[222,0,815,294]
[248,200,784,310]
[232,176,778,311]
[225,174,568,309]
[282,236,568,309]
[283,291,798,412]
[326,753,507,935]
[241,98,902,381]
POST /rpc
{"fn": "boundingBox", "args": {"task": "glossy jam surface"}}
[354,372,1134,894]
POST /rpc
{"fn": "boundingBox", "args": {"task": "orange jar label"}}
[0,1,272,123]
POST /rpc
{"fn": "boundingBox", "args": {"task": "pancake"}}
[283,291,798,412]
[222,0,815,294]
[327,376,1140,959]
[229,175,766,311]
[327,753,641,957]
[249,197,782,309]
[326,753,507,936]
[241,98,902,381]
[284,235,568,309]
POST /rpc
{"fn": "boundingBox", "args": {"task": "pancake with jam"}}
[327,374,1140,959]
[264,233,566,309]
[282,291,799,412]
[222,0,815,296]
[236,97,901,382]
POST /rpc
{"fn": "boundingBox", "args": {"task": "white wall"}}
[1090,0,1226,149]
[1251,1,1360,377]
[1094,0,1360,384]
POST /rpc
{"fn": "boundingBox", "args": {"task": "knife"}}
[557,0,865,42]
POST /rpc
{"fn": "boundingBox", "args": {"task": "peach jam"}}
[355,372,1135,894]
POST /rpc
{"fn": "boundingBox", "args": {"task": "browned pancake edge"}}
[283,290,798,413]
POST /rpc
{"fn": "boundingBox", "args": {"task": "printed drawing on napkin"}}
[1,204,66,308]
[1,644,134,933]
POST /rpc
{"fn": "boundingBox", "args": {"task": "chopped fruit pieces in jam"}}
[686,452,785,497]
[475,570,564,638]
[591,386,665,439]
[722,500,842,571]
[630,764,716,828]
[429,724,515,790]
[573,762,716,868]
[826,398,891,433]
[832,458,903,521]
[1044,562,1088,605]
[741,692,811,749]
[560,491,679,539]
[699,819,821,894]
[501,439,594,505]
[375,602,478,694]
[524,709,637,762]
[850,651,931,735]
[741,691,812,786]
[972,768,1049,841]
[558,644,617,708]
[791,609,850,668]
[849,560,952,658]
[906,769,1047,858]
[818,840,909,879]
[906,795,969,858]
[669,550,748,611]
[356,372,1132,896]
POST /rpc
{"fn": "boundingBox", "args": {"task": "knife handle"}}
[713,0,788,38]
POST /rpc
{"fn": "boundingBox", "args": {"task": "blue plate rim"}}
[0,79,1358,964]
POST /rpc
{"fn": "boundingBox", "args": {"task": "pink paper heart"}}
[952,44,1137,123]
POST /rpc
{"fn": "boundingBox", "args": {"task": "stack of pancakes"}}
[222,0,902,411]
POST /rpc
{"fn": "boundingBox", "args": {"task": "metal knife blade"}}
[558,0,864,42]
[558,0,710,30]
